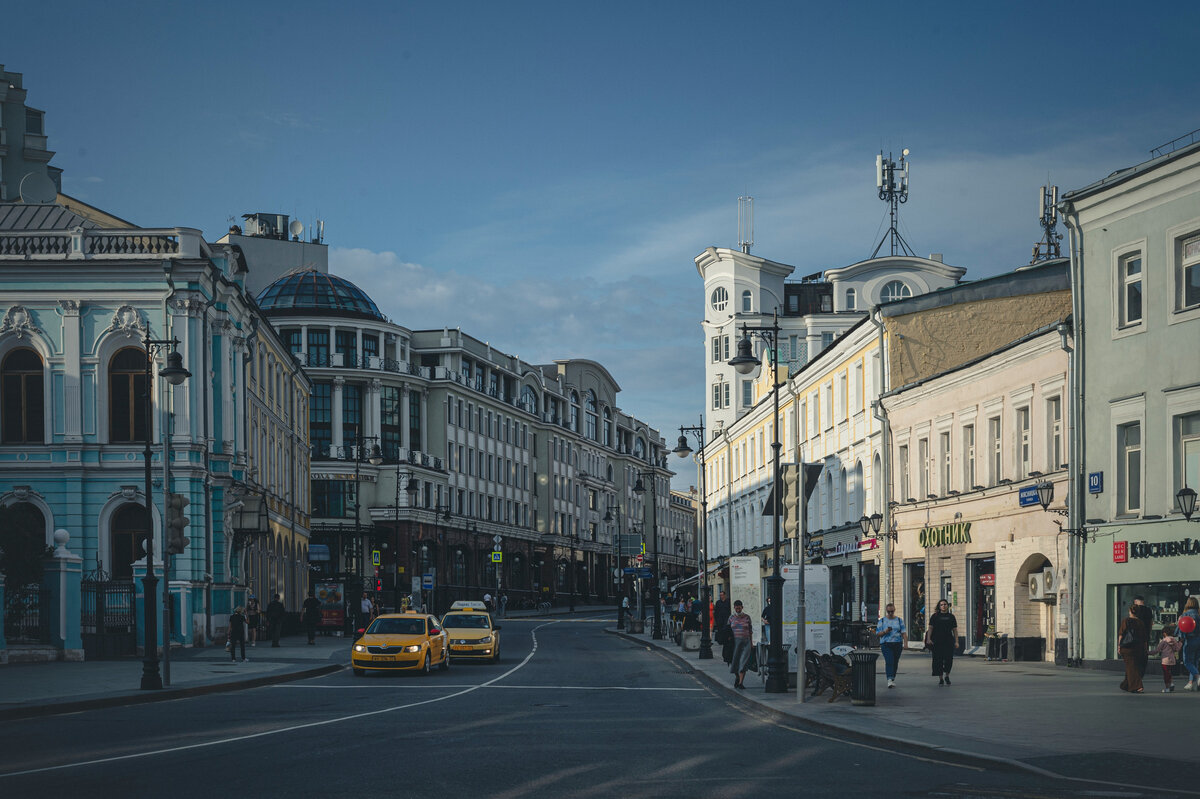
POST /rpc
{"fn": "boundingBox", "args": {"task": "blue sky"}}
[6,1,1198,489]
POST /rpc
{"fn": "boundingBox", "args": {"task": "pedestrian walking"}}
[761,595,775,644]
[1178,596,1200,691]
[246,594,261,647]
[229,606,248,662]
[266,593,285,647]
[483,592,493,612]
[499,592,507,618]
[876,603,908,689]
[924,599,958,686]
[302,589,321,644]
[728,600,755,689]
[1132,595,1154,678]
[359,592,373,630]
[713,590,732,664]
[1151,623,1183,692]
[620,595,630,625]
[1118,604,1148,693]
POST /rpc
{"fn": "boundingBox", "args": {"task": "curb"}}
[605,628,1062,779]
[0,663,344,722]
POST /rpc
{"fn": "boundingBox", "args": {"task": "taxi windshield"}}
[443,614,490,629]
[366,618,426,636]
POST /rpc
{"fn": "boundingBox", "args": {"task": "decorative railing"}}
[0,227,204,259]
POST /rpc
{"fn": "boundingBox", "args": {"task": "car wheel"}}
[422,652,431,675]
[353,667,365,677]
[492,648,500,663]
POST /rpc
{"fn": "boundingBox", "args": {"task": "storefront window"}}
[829,565,854,619]
[969,556,997,646]
[859,562,879,621]
[1114,582,1200,650]
[906,562,926,640]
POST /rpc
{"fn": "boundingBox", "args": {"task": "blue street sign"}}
[1089,472,1104,494]
[1018,485,1040,507]
[422,573,434,589]
[622,567,655,579]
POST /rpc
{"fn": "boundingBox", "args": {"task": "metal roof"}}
[0,203,100,231]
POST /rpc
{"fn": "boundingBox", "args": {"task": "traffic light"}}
[780,464,801,539]
[166,492,190,555]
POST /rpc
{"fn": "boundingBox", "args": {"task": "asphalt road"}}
[0,618,1186,798]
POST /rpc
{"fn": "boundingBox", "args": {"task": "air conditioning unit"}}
[1028,572,1046,601]
[1042,567,1057,594]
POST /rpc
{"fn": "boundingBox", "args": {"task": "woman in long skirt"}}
[727,600,754,689]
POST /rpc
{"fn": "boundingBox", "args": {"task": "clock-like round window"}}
[710,287,729,311]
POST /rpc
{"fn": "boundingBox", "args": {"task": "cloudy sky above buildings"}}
[6,1,1198,489]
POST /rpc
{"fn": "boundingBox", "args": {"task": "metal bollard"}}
[850,651,879,706]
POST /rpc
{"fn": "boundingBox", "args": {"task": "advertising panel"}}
[314,581,345,629]
[782,564,831,671]
[729,556,762,636]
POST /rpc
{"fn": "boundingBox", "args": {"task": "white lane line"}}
[272,684,703,692]
[0,623,554,778]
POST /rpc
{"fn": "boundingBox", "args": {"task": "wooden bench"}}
[804,649,854,703]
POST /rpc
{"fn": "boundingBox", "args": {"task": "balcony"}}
[23,133,53,162]
[0,227,204,260]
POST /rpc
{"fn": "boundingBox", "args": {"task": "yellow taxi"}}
[441,602,502,663]
[351,612,448,676]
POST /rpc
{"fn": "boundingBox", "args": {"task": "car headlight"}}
[478,636,492,644]
[404,644,422,653]
[354,644,366,652]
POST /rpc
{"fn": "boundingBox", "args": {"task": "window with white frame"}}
[823,382,833,429]
[838,373,847,419]
[1176,411,1200,504]
[881,280,912,303]
[741,380,753,408]
[1179,233,1200,311]
[845,288,857,311]
[742,290,753,313]
[898,445,910,501]
[988,416,1002,485]
[1047,396,1063,470]
[711,287,729,311]
[852,363,863,414]
[963,424,976,488]
[798,400,807,440]
[1119,252,1143,328]
[711,336,721,362]
[1117,421,1142,516]
[712,382,729,410]
[919,438,930,498]
[1017,406,1031,479]
[940,431,951,494]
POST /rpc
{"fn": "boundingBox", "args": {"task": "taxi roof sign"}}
[448,600,488,612]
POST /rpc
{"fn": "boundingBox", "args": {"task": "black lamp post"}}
[430,503,452,612]
[728,309,788,693]
[673,419,712,659]
[633,470,663,640]
[605,504,624,629]
[140,335,190,690]
[393,467,419,609]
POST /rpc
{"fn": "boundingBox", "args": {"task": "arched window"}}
[570,391,580,432]
[853,461,864,520]
[840,466,849,524]
[880,280,912,304]
[521,385,537,414]
[845,288,857,311]
[0,502,46,586]
[872,453,883,515]
[109,347,148,443]
[111,503,148,580]
[633,437,646,461]
[710,287,729,311]
[2,348,44,443]
[602,407,612,447]
[741,290,753,312]
[585,390,599,441]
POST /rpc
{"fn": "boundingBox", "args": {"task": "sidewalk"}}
[609,626,1200,793]
[0,601,612,721]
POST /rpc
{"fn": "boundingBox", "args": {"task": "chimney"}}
[929,253,944,263]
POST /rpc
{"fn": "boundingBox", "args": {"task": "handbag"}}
[746,645,759,673]
[715,625,731,646]
[1119,626,1135,648]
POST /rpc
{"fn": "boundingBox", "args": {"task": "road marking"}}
[272,683,703,691]
[0,623,556,778]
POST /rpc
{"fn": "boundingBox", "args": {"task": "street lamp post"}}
[351,434,383,626]
[729,309,788,693]
[393,467,419,609]
[673,418,712,659]
[633,470,663,640]
[139,335,190,690]
[605,504,624,629]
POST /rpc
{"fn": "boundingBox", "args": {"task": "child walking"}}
[1151,624,1183,693]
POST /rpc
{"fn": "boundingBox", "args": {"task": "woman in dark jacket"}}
[1118,604,1148,693]
[229,606,248,662]
[924,599,958,686]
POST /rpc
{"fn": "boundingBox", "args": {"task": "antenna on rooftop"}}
[738,196,754,254]
[1031,184,1062,263]
[871,149,916,259]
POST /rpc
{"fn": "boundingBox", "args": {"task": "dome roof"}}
[256,268,386,321]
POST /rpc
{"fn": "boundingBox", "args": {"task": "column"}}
[332,376,345,452]
[370,379,383,441]
[60,300,84,443]
[300,325,309,361]
[232,336,248,458]
[420,390,429,452]
[43,530,84,661]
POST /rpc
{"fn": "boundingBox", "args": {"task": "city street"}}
[0,617,1186,799]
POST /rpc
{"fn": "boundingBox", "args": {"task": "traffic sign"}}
[490,552,502,563]
[636,553,644,564]
[422,573,434,589]
[372,549,381,566]
[622,567,654,579]
[493,544,502,552]
[493,535,503,544]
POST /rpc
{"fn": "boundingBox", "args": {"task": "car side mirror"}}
[430,628,441,635]
[354,628,365,641]
[493,625,501,631]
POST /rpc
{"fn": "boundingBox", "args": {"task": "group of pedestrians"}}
[226,590,324,661]
[1117,595,1200,694]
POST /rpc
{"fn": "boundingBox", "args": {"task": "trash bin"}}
[850,651,879,706]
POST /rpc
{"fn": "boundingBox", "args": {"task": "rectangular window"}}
[1017,407,1031,479]
[918,438,929,498]
[1182,235,1200,310]
[821,331,834,350]
[898,445,910,501]
[838,373,847,419]
[963,424,976,489]
[1120,252,1143,327]
[940,431,951,494]
[309,382,331,458]
[741,380,753,407]
[381,386,401,460]
[25,108,44,135]
[989,416,1002,485]
[1118,422,1142,516]
[1047,397,1063,470]
[723,383,730,408]
[712,383,722,410]
[306,329,330,367]
[1176,411,1200,506]
[335,331,357,367]
[723,335,730,361]
[711,336,721,363]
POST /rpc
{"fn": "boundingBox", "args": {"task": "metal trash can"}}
[850,651,879,706]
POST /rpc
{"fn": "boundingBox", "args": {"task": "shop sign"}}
[1117,538,1200,561]
[1113,541,1127,563]
[979,573,996,586]
[311,472,376,482]
[825,537,879,557]
[1018,486,1040,507]
[919,521,972,548]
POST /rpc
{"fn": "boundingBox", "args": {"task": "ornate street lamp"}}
[139,335,190,690]
[673,420,712,659]
[633,471,663,640]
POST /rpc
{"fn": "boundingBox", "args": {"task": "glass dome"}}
[256,268,386,321]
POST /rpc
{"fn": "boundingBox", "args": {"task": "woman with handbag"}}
[1118,604,1148,693]
[728,600,754,689]
[924,599,958,686]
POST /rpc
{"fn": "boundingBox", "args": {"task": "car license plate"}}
[372,655,395,661]
[451,645,471,651]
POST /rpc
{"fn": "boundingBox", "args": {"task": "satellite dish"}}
[19,172,57,204]
[289,220,304,239]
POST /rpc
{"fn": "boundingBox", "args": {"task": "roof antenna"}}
[871,149,916,258]
[738,196,754,254]
[1030,184,1062,263]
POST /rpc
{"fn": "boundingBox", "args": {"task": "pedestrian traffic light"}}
[166,492,190,555]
